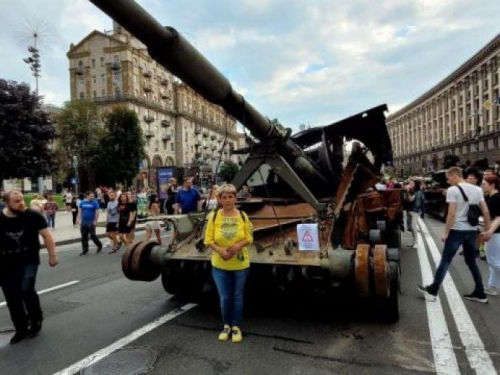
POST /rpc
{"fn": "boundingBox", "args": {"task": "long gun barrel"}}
[89,0,329,187]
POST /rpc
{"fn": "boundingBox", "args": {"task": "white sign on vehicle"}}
[297,223,320,251]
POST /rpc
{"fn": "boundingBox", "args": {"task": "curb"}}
[47,227,147,248]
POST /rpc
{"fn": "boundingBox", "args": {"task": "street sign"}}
[483,100,493,109]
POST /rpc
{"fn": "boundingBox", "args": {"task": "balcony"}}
[160,79,169,86]
[203,130,209,138]
[161,92,170,100]
[75,67,85,76]
[143,85,153,93]
[143,115,154,123]
[143,71,152,79]
[144,130,154,138]
[210,134,217,141]
[195,141,201,147]
[161,120,171,127]
[194,127,201,135]
[195,152,202,158]
[211,145,217,151]
[162,134,172,141]
[203,145,209,149]
[111,61,121,71]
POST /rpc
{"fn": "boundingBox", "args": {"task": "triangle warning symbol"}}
[302,230,314,242]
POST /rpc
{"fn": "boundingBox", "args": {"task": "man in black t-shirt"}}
[0,190,58,344]
[125,192,138,241]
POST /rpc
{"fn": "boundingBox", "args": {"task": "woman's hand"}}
[219,248,234,261]
[226,243,243,256]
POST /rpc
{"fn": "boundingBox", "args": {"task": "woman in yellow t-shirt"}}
[204,184,253,343]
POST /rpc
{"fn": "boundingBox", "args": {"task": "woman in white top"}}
[206,185,219,211]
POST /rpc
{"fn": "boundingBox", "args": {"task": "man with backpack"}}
[419,167,491,303]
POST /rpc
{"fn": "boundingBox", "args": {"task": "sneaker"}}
[231,326,243,343]
[10,330,28,345]
[418,285,437,302]
[79,251,88,256]
[484,287,498,296]
[96,245,103,254]
[218,325,231,341]
[463,291,488,303]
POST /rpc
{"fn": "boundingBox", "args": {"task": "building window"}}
[79,77,84,85]
[113,71,120,83]
[78,60,83,69]
[101,74,105,83]
[133,58,138,67]
[171,143,174,151]
[102,89,106,97]
[133,75,138,83]
[93,90,97,98]
[79,92,84,99]
[163,141,167,150]
[91,59,95,68]
[93,75,96,84]
[115,87,121,98]
[100,57,105,67]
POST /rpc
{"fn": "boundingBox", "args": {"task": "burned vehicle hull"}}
[91,0,403,321]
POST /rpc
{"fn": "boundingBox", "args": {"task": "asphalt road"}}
[0,218,499,375]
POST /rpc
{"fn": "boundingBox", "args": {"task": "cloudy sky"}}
[1,0,500,131]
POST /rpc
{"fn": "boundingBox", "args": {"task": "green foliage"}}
[93,106,146,186]
[24,194,64,209]
[220,160,240,183]
[0,79,55,181]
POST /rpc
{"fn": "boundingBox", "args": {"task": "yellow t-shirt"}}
[204,209,253,271]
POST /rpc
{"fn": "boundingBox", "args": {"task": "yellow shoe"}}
[218,325,231,341]
[231,326,243,343]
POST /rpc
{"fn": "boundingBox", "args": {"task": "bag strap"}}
[456,185,469,202]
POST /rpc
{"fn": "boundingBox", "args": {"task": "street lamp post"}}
[23,36,44,194]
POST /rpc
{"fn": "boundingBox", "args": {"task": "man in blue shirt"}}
[175,177,201,214]
[77,191,102,255]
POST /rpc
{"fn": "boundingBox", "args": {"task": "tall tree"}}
[219,160,239,183]
[54,100,104,190]
[93,106,146,186]
[0,79,55,182]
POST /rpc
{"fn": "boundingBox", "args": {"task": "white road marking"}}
[415,232,460,375]
[0,280,80,308]
[418,218,498,375]
[53,303,197,375]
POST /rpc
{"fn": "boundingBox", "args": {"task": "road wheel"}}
[381,260,400,322]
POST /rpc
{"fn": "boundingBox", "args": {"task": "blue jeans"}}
[0,264,42,332]
[47,213,56,228]
[212,267,249,327]
[430,230,484,294]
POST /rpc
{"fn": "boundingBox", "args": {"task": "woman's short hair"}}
[218,184,237,197]
[483,175,500,190]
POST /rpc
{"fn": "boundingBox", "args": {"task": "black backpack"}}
[456,185,482,226]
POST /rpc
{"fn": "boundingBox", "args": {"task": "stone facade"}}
[387,33,500,175]
[67,22,241,186]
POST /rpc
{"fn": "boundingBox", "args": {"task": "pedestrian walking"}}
[480,175,500,296]
[126,192,138,241]
[406,180,425,248]
[44,194,58,230]
[175,177,201,214]
[64,189,73,214]
[77,191,102,256]
[206,185,219,211]
[419,167,491,303]
[204,184,253,343]
[0,190,58,344]
[70,196,79,227]
[106,191,120,253]
[30,194,45,215]
[164,177,178,214]
[117,194,133,246]
[145,195,162,245]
